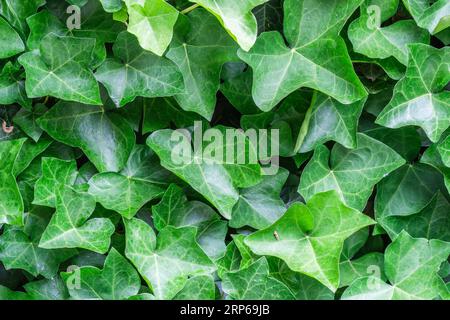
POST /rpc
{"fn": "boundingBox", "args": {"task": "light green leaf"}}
[222,257,295,300]
[61,248,140,300]
[174,275,216,300]
[376,44,450,142]
[125,0,179,56]
[33,157,78,208]
[343,231,450,299]
[18,34,102,105]
[189,0,268,51]
[348,0,429,65]
[245,191,375,291]
[402,0,450,34]
[124,218,216,299]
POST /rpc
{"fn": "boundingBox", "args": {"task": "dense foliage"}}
[0,0,449,300]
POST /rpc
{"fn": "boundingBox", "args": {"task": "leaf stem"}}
[181,3,200,15]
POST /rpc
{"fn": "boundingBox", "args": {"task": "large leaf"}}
[125,0,179,56]
[124,218,216,300]
[166,9,239,120]
[343,231,450,299]
[61,248,140,300]
[95,31,184,107]
[88,145,169,219]
[376,44,450,142]
[37,101,135,173]
[348,0,429,65]
[39,186,115,253]
[402,0,450,34]
[238,0,367,111]
[0,16,24,59]
[189,0,269,51]
[245,191,375,291]
[299,133,405,211]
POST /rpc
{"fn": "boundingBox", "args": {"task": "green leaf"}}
[39,186,115,253]
[88,145,168,219]
[95,31,184,107]
[343,231,450,299]
[189,0,269,51]
[230,168,288,230]
[222,257,295,300]
[61,248,140,300]
[339,252,385,288]
[0,62,30,108]
[0,0,45,36]
[377,192,450,242]
[125,0,179,56]
[296,92,365,153]
[376,44,450,142]
[0,139,25,226]
[124,217,216,299]
[100,0,123,13]
[166,9,239,120]
[0,228,73,278]
[33,157,78,208]
[245,191,375,291]
[147,129,239,218]
[23,276,69,300]
[238,0,367,112]
[174,275,216,300]
[299,133,405,211]
[13,104,47,142]
[402,0,450,34]
[348,0,429,65]
[0,16,24,59]
[37,101,136,173]
[18,34,102,105]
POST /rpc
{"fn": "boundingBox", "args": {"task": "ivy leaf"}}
[343,231,450,299]
[95,31,184,107]
[0,139,25,226]
[375,163,445,218]
[0,16,24,59]
[230,168,288,230]
[125,0,179,56]
[61,248,140,300]
[378,192,450,242]
[37,101,136,173]
[18,34,102,105]
[402,0,450,34]
[0,62,30,108]
[339,253,385,288]
[100,0,123,13]
[348,0,429,65]
[296,92,365,153]
[299,134,405,211]
[152,184,227,259]
[23,276,69,300]
[147,129,239,219]
[39,186,115,253]
[0,0,45,37]
[222,257,295,300]
[174,275,216,300]
[189,0,269,51]
[124,218,216,300]
[88,145,169,219]
[238,0,367,112]
[437,135,450,167]
[33,157,78,208]
[13,104,47,142]
[166,9,239,120]
[0,228,73,278]
[376,44,450,142]
[245,191,375,291]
